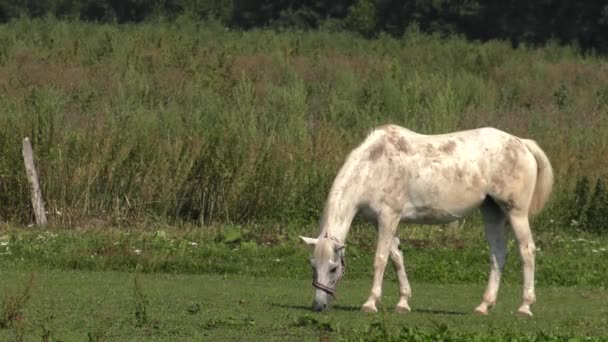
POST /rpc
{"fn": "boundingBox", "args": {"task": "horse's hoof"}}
[361,304,378,313]
[473,305,488,315]
[395,304,411,313]
[516,306,533,317]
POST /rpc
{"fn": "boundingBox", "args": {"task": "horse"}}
[300,124,553,316]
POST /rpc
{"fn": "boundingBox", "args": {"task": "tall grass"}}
[0,17,607,228]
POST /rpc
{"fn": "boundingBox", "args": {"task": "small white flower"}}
[189,242,198,246]
[592,249,599,253]
[0,241,8,246]
[275,258,281,262]
[134,249,142,255]
[113,242,119,246]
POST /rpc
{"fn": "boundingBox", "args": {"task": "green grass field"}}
[0,270,607,341]
[0,225,607,341]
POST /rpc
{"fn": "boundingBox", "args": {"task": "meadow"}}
[0,17,607,228]
[1,17,608,340]
[0,226,607,341]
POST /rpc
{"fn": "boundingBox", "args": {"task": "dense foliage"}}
[1,1,608,53]
[0,18,607,230]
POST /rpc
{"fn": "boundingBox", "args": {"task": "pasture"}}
[1,226,607,340]
[1,17,608,341]
[0,270,607,341]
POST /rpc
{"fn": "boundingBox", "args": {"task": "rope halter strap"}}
[312,255,346,299]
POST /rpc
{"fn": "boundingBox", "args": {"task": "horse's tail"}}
[523,139,554,216]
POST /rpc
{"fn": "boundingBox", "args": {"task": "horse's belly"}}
[400,185,485,224]
[400,206,472,224]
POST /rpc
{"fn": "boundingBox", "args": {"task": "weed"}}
[0,273,35,329]
[565,176,608,234]
[186,303,200,314]
[86,330,107,342]
[12,318,25,342]
[39,315,57,342]
[292,315,334,332]
[553,82,572,109]
[0,18,607,228]
[132,275,149,328]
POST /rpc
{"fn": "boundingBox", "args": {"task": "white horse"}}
[300,125,553,316]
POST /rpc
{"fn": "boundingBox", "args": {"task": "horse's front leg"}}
[362,213,399,313]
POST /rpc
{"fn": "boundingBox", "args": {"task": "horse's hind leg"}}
[389,237,412,313]
[361,212,400,313]
[509,211,536,316]
[475,199,508,315]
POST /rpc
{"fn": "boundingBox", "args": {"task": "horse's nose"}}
[313,302,327,312]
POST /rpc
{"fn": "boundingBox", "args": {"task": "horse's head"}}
[300,235,346,311]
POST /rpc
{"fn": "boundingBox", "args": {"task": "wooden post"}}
[22,137,47,225]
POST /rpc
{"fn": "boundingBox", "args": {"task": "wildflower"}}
[134,249,142,255]
[0,241,8,246]
[189,242,198,246]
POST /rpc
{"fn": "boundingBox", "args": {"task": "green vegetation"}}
[1,17,607,341]
[1,18,607,231]
[0,270,606,341]
[0,225,606,288]
[1,1,608,53]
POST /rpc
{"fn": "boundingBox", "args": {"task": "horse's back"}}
[358,125,538,222]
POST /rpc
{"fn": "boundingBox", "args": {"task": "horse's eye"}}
[330,267,338,274]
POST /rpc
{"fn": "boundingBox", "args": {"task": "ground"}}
[1,270,606,341]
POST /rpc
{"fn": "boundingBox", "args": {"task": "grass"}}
[0,270,606,341]
[0,223,605,340]
[0,17,607,228]
[0,223,607,287]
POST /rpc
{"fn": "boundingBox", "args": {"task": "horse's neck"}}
[319,183,359,244]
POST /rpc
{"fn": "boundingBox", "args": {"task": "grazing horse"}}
[300,125,553,316]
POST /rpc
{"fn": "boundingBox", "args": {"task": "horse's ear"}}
[299,236,318,246]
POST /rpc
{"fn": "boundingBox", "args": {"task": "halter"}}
[312,255,346,298]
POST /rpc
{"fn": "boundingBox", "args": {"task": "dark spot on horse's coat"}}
[491,175,506,192]
[455,168,464,180]
[395,137,410,154]
[368,143,384,161]
[506,195,517,210]
[423,143,440,157]
[439,140,457,154]
[496,195,516,211]
[493,137,526,185]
